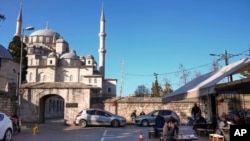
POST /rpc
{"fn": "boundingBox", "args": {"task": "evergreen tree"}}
[162,79,173,96]
[8,36,28,82]
[151,81,162,97]
[0,12,5,21]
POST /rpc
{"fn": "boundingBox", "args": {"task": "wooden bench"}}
[206,129,215,134]
[196,128,206,135]
[148,128,163,138]
[148,130,154,138]
[209,134,224,141]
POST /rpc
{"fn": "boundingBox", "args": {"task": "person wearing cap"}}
[232,112,245,125]
[162,117,179,141]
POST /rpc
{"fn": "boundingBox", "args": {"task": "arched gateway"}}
[21,82,99,124]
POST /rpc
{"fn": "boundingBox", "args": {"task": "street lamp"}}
[18,26,34,123]
[209,50,240,82]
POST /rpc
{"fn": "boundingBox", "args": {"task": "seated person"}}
[232,113,246,125]
[154,113,165,137]
[216,113,228,135]
[193,113,207,130]
[163,117,179,141]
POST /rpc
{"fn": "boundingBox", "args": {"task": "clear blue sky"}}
[0,0,250,97]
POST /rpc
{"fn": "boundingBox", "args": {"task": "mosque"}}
[1,4,117,124]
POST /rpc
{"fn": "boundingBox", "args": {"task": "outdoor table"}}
[174,134,198,141]
[194,122,214,135]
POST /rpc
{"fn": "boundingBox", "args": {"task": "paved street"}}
[12,121,210,141]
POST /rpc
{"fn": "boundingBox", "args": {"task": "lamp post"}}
[209,50,240,82]
[18,26,34,123]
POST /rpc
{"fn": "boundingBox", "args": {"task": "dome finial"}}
[46,21,49,29]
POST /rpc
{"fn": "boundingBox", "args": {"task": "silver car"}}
[74,108,126,128]
[134,109,180,127]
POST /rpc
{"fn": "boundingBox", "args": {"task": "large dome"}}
[30,28,61,38]
[0,44,12,59]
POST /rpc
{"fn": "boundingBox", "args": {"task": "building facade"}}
[14,5,117,124]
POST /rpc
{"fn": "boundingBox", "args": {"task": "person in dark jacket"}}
[154,114,165,137]
[191,103,201,120]
[232,113,246,125]
[163,117,179,141]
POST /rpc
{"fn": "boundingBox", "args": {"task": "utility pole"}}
[153,73,159,96]
[210,50,241,82]
[119,60,124,97]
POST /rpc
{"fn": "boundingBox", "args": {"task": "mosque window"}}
[94,78,97,83]
[70,75,73,81]
[50,60,53,64]
[39,36,43,43]
[89,78,92,83]
[29,73,32,82]
[43,75,46,81]
[108,88,111,93]
[30,59,33,66]
[88,60,91,64]
[46,37,50,43]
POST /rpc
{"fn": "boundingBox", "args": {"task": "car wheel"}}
[111,120,120,127]
[79,120,87,128]
[141,119,149,127]
[3,129,12,141]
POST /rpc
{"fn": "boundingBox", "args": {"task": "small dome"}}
[56,38,67,44]
[60,50,79,59]
[30,28,60,38]
[86,55,94,59]
[0,44,12,59]
[48,51,57,57]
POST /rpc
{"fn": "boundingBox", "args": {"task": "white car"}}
[0,112,13,141]
[74,108,126,128]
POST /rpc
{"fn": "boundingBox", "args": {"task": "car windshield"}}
[151,111,159,116]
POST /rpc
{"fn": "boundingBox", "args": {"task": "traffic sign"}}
[18,89,24,95]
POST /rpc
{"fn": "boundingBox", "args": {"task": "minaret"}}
[98,3,106,77]
[14,4,22,37]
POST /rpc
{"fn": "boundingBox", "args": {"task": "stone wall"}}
[0,95,16,116]
[103,97,204,124]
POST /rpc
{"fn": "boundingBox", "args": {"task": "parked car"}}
[134,109,180,127]
[0,112,13,141]
[74,108,126,128]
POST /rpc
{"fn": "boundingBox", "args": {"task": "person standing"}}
[191,103,201,120]
[130,110,137,122]
[140,111,145,116]
[154,113,165,137]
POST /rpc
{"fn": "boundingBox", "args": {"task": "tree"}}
[176,64,191,86]
[134,85,150,97]
[210,60,220,72]
[192,71,202,79]
[151,81,162,97]
[162,78,173,96]
[8,36,28,82]
[0,14,5,21]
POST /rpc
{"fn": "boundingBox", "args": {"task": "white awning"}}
[162,57,250,102]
